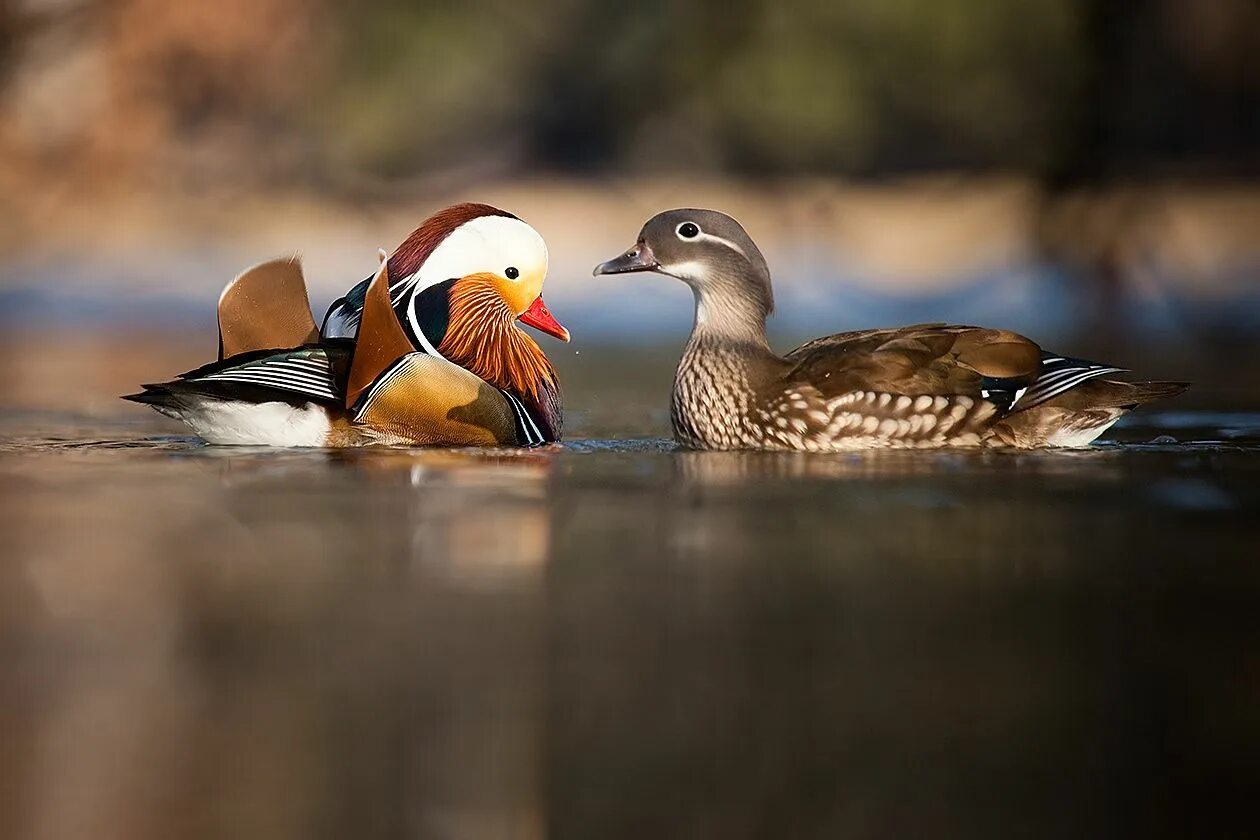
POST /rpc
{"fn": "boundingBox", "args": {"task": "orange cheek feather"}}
[438,275,559,408]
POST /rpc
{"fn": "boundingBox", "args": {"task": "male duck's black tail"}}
[121,384,193,420]
[121,385,175,407]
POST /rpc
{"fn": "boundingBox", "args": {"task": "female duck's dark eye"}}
[677,222,699,239]
[505,266,520,279]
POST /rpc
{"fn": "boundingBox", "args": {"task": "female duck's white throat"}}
[686,274,773,350]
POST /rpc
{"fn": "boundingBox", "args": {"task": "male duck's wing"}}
[124,344,349,409]
[343,261,520,446]
[218,258,319,360]
[784,324,1043,408]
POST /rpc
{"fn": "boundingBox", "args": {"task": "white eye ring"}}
[676,222,700,240]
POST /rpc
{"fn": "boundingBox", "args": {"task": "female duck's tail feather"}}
[1039,378,1190,412]
[1104,379,1190,409]
[992,379,1189,448]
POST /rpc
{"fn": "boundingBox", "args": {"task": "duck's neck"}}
[686,280,776,360]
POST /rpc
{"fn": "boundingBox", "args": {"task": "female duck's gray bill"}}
[593,242,658,276]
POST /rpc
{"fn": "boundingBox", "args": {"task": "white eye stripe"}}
[394,216,547,299]
[696,231,748,260]
[675,221,748,259]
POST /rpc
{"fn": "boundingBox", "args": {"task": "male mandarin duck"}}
[594,208,1186,451]
[125,204,568,447]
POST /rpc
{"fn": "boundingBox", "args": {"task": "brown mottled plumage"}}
[595,208,1187,450]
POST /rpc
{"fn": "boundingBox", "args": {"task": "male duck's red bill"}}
[518,296,570,343]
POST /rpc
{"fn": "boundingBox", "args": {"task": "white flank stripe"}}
[208,364,333,386]
[259,362,329,377]
[502,390,543,445]
[201,365,337,393]
[501,392,529,441]
[201,373,338,400]
[272,358,327,370]
[203,369,329,387]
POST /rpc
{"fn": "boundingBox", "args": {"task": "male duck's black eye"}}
[677,222,699,239]
[505,266,520,279]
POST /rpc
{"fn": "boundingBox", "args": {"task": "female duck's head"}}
[593,208,773,338]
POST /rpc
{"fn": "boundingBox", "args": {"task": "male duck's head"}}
[389,202,568,346]
[593,208,773,331]
[371,204,568,438]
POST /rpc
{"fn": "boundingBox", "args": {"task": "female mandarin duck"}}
[125,204,568,447]
[594,208,1186,451]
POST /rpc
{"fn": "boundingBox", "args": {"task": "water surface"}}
[2,410,1259,839]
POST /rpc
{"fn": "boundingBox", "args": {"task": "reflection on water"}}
[1,412,1259,838]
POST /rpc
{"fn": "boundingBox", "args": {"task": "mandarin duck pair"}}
[129,205,1186,450]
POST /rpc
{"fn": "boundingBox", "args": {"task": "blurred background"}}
[3,3,1260,840]
[1,0,1258,410]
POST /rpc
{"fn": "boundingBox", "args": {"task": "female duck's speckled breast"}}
[672,338,765,450]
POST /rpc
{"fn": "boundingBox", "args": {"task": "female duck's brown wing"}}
[784,324,1043,401]
[344,261,519,446]
[217,258,320,360]
[749,325,1044,448]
